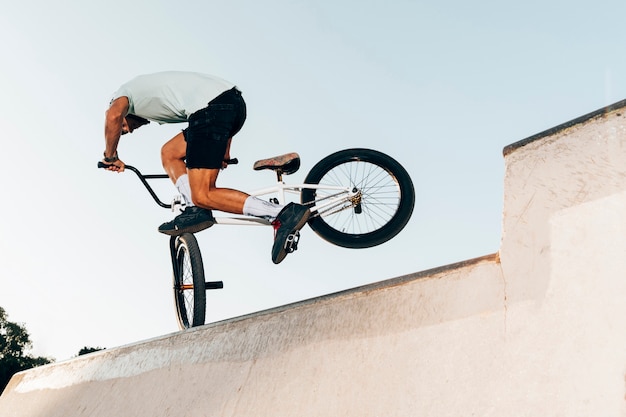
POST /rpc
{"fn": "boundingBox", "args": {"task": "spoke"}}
[316,160,401,235]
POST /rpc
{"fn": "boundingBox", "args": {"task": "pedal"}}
[284,231,300,253]
[205,281,224,290]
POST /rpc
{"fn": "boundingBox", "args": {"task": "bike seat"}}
[253,152,300,175]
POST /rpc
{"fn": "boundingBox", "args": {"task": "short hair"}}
[126,114,150,126]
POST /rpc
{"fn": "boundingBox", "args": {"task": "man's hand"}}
[222,137,233,169]
[221,152,231,169]
[101,158,126,172]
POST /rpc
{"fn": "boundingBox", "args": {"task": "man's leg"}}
[187,167,248,214]
[161,132,196,205]
[158,132,216,235]
[161,132,188,183]
[158,132,284,233]
[189,166,310,264]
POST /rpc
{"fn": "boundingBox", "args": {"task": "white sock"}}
[243,196,283,219]
[175,174,194,207]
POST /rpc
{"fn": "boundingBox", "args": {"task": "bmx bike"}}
[99,148,415,329]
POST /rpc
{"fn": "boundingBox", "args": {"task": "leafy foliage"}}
[77,346,104,356]
[0,307,53,393]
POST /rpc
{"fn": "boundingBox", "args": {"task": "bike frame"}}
[216,181,357,226]
[124,165,358,226]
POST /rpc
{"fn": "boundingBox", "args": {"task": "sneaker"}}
[271,203,310,264]
[158,206,215,236]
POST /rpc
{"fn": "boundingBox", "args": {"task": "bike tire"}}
[170,233,206,329]
[301,148,415,248]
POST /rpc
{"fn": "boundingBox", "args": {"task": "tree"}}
[0,307,53,394]
[77,346,104,356]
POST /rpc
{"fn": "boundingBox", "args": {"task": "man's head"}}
[122,114,150,135]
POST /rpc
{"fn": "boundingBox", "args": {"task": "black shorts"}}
[183,87,247,169]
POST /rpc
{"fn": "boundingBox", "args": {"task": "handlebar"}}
[97,158,239,208]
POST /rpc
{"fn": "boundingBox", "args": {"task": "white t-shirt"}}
[111,71,236,124]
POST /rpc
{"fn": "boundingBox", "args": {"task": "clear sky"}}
[1,0,625,361]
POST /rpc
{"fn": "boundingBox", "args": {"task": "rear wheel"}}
[170,233,206,329]
[301,148,414,248]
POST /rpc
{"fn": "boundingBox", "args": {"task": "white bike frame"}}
[213,182,357,226]
[171,180,359,227]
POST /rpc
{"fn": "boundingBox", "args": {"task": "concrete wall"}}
[2,101,626,416]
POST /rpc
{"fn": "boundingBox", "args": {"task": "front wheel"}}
[170,233,206,329]
[301,148,415,248]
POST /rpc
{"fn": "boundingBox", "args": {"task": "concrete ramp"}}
[2,101,626,416]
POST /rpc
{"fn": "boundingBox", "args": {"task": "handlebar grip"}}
[97,161,110,169]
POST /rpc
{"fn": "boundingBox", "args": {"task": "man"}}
[102,71,310,264]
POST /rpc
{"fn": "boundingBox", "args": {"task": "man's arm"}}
[103,97,129,171]
[104,96,129,156]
